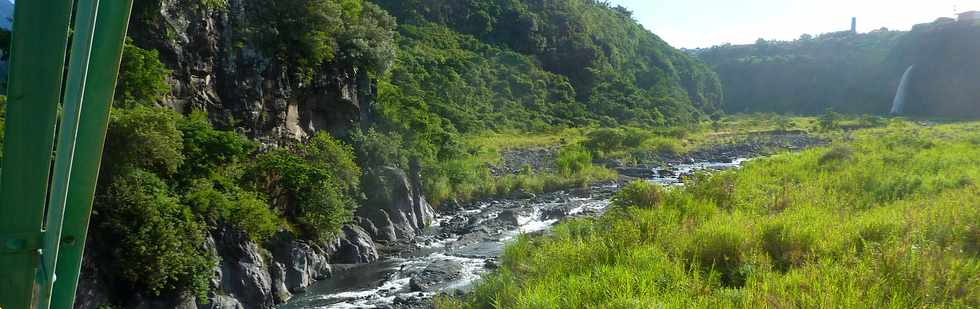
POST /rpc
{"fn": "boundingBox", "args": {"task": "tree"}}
[819,108,842,131]
[105,106,184,176]
[115,42,171,108]
[96,169,213,299]
[250,132,360,240]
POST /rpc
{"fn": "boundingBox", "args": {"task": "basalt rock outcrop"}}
[327,225,380,264]
[127,0,373,143]
[357,166,436,243]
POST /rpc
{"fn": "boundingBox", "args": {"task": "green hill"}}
[375,0,723,128]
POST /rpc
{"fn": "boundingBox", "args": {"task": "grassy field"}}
[439,120,980,308]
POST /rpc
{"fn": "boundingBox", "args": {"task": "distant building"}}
[851,17,857,33]
[958,11,980,22]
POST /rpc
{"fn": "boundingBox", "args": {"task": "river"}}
[279,158,751,309]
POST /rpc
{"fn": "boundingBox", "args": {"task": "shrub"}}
[183,178,233,220]
[964,224,979,257]
[818,145,853,165]
[686,224,750,287]
[760,223,816,272]
[249,0,395,80]
[227,193,279,240]
[612,181,664,208]
[96,169,213,299]
[641,136,684,156]
[860,115,888,128]
[685,172,738,209]
[302,132,362,193]
[622,127,652,148]
[115,42,171,108]
[818,108,841,131]
[249,0,346,80]
[251,132,360,240]
[177,111,255,180]
[582,128,627,155]
[184,179,279,241]
[105,106,184,175]
[351,128,408,169]
[555,146,592,176]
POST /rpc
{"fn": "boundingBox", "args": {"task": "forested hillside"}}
[697,18,980,118]
[375,0,724,128]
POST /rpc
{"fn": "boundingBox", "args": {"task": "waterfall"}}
[890,65,915,115]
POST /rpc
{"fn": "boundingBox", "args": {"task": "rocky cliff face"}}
[891,19,980,118]
[127,0,372,143]
[72,1,427,308]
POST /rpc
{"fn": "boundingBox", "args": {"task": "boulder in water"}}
[496,209,523,226]
[409,260,464,292]
[540,206,571,221]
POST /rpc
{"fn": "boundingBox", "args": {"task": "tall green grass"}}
[447,121,980,308]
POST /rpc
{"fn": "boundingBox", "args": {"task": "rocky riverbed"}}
[277,131,827,309]
[279,163,755,308]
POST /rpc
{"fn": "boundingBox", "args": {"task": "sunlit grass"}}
[445,120,980,308]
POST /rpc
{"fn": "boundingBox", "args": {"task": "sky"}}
[608,0,980,49]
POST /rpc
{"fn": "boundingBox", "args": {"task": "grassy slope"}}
[443,120,980,308]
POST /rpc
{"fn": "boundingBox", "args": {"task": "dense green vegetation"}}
[247,0,397,80]
[376,0,723,126]
[89,44,362,299]
[446,121,980,308]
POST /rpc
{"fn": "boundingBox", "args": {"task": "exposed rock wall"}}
[127,0,372,143]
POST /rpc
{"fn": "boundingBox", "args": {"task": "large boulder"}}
[213,228,275,309]
[270,262,292,303]
[496,209,528,227]
[328,225,380,264]
[200,295,244,309]
[358,166,436,242]
[268,234,332,293]
[408,260,464,292]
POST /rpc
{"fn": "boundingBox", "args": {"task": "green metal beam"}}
[0,0,76,308]
[51,0,135,307]
[38,0,102,306]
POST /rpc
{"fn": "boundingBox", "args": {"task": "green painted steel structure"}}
[0,0,135,308]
